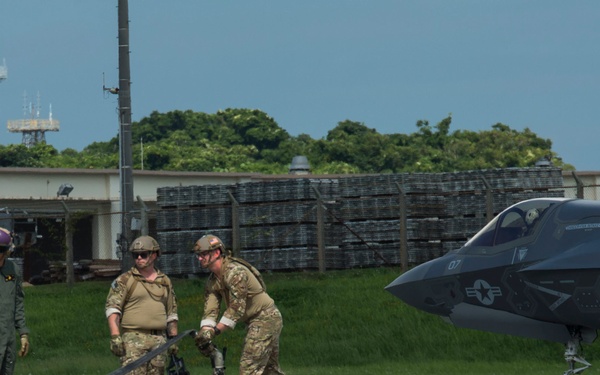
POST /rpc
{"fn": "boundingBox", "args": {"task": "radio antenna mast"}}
[0,59,6,83]
[7,91,60,147]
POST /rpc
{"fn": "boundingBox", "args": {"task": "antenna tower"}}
[0,59,6,82]
[7,92,60,147]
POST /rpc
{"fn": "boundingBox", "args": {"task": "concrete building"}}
[0,167,276,260]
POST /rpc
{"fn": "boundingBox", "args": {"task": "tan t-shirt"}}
[105,267,178,331]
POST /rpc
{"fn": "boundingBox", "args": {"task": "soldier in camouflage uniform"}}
[105,236,178,375]
[0,228,30,375]
[193,234,285,375]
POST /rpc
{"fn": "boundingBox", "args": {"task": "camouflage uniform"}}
[121,332,166,375]
[0,259,29,375]
[106,267,178,375]
[202,257,285,375]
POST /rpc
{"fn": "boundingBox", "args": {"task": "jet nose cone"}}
[385,258,461,317]
[385,262,431,305]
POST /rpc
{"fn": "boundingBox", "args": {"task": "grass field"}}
[13,267,600,374]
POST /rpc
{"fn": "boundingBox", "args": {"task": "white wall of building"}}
[0,167,266,259]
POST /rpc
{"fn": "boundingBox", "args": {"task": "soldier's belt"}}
[249,304,279,321]
[122,328,165,335]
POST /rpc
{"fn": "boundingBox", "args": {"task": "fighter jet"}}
[386,197,600,375]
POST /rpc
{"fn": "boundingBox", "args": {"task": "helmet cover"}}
[525,208,540,226]
[130,236,160,255]
[0,228,13,253]
[0,227,12,248]
[193,234,225,254]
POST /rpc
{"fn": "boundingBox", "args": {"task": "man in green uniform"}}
[105,235,178,375]
[193,234,285,375]
[0,227,30,375]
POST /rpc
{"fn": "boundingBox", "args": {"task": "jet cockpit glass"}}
[551,199,600,247]
[463,198,565,249]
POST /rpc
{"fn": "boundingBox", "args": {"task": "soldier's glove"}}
[110,334,125,357]
[167,335,179,357]
[194,330,216,358]
[197,341,216,358]
[167,343,179,356]
[197,328,215,344]
[19,334,29,357]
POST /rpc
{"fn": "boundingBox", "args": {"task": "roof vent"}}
[535,157,552,168]
[289,155,311,175]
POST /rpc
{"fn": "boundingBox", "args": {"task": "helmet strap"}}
[204,248,223,268]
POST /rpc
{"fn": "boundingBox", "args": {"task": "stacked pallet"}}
[156,179,339,274]
[335,168,564,266]
[156,167,565,274]
[42,259,121,283]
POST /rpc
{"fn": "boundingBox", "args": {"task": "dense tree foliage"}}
[0,108,572,173]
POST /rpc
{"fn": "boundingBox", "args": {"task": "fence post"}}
[480,176,494,222]
[60,201,74,287]
[571,171,584,199]
[136,195,149,236]
[311,186,326,273]
[395,183,408,272]
[227,191,240,257]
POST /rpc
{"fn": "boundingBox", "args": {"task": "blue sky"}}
[1,1,598,170]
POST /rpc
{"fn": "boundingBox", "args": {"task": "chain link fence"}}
[3,168,600,283]
[153,168,567,275]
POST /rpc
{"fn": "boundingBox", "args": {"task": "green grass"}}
[13,267,600,374]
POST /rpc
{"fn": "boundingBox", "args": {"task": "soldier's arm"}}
[165,275,179,327]
[107,313,120,336]
[105,275,127,335]
[220,266,249,329]
[167,320,178,337]
[201,286,222,327]
[14,272,29,336]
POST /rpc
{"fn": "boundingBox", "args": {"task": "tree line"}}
[0,108,572,173]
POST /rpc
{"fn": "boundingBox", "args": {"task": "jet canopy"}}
[464,198,568,249]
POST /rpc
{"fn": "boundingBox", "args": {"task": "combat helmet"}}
[130,235,161,256]
[193,234,225,255]
[0,227,13,253]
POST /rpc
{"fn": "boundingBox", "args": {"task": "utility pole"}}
[60,201,75,288]
[118,0,134,271]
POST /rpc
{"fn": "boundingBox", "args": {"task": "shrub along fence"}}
[155,167,564,275]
